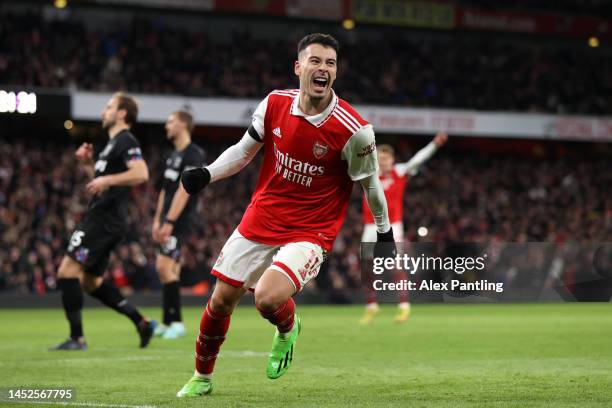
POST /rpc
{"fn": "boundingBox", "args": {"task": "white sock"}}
[277,322,295,339]
[398,302,410,311]
[194,370,212,380]
[366,303,379,311]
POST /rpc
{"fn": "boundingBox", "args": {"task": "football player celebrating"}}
[176,33,395,396]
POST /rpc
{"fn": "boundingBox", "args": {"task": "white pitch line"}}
[52,356,165,364]
[52,350,267,363]
[2,401,155,408]
[223,350,268,357]
[0,350,268,366]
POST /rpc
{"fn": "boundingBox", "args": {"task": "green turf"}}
[0,303,611,407]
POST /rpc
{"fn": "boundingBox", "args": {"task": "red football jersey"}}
[238,89,378,251]
[362,167,408,224]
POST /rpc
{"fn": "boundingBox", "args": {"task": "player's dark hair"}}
[113,92,139,127]
[173,110,194,132]
[297,33,339,57]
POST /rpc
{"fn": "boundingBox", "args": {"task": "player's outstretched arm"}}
[395,131,448,177]
[155,184,189,243]
[86,159,149,195]
[181,130,262,195]
[342,123,392,236]
[343,123,394,243]
[75,143,95,178]
[107,159,149,186]
[360,174,396,261]
[152,189,165,242]
[75,142,94,163]
[360,174,392,237]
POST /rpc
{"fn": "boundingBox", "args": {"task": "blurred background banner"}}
[79,0,612,41]
[352,0,455,29]
[69,91,612,141]
[91,0,214,12]
[286,0,347,21]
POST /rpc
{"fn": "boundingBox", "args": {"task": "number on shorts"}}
[163,236,177,252]
[69,230,85,248]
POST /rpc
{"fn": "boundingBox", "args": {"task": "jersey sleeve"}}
[394,141,437,177]
[393,163,413,178]
[161,154,172,191]
[184,146,205,171]
[119,135,143,165]
[248,95,269,142]
[341,124,379,181]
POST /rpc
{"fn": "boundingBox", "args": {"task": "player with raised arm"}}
[152,110,206,339]
[50,93,156,351]
[359,132,448,324]
[175,33,395,397]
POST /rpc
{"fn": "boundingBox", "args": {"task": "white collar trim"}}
[290,90,338,128]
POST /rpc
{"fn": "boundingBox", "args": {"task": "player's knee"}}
[209,291,236,316]
[58,256,82,279]
[157,265,174,283]
[156,256,179,284]
[81,281,96,293]
[254,289,286,313]
[57,265,71,279]
[81,275,101,293]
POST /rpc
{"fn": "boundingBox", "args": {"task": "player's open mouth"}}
[312,76,328,92]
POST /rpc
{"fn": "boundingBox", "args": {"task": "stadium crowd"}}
[1,8,611,114]
[0,136,610,295]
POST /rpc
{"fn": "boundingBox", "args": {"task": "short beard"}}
[308,91,326,104]
[102,119,114,131]
[309,84,329,102]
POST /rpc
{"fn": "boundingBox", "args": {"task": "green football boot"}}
[266,315,301,379]
[176,375,213,397]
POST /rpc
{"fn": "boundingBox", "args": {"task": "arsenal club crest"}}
[312,141,329,159]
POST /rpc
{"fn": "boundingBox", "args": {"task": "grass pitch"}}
[0,303,611,408]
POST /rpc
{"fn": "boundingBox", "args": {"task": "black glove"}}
[181,167,211,195]
[374,228,397,260]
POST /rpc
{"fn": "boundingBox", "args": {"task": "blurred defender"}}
[50,93,156,351]
[175,33,395,397]
[152,111,205,339]
[360,132,448,324]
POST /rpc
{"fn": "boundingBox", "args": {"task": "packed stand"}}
[1,8,611,114]
[0,137,610,296]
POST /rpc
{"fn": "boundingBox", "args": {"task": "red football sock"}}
[195,301,231,376]
[363,259,378,304]
[365,286,378,304]
[257,297,295,333]
[394,270,409,303]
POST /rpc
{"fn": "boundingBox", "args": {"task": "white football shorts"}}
[211,229,325,292]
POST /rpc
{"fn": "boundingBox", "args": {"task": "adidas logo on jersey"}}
[273,127,282,138]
